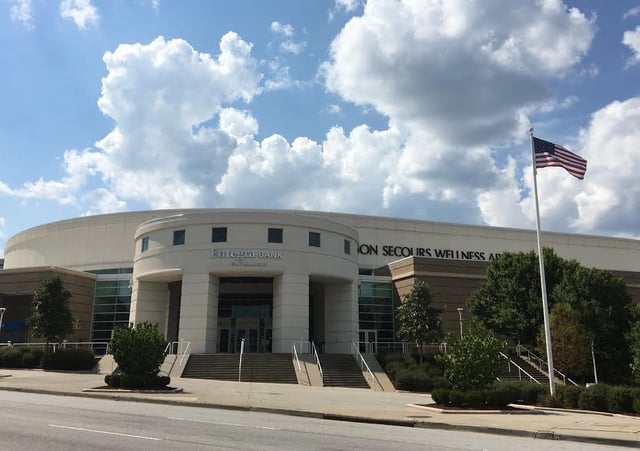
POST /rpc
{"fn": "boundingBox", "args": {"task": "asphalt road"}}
[0,391,630,450]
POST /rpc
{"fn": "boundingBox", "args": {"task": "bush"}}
[438,333,506,391]
[578,384,609,412]
[495,381,547,405]
[395,368,432,392]
[465,390,485,409]
[607,386,635,413]
[431,388,450,405]
[110,322,167,380]
[41,348,96,371]
[21,349,44,368]
[485,388,512,408]
[555,385,583,409]
[449,390,464,407]
[633,398,640,414]
[0,347,23,367]
[114,373,170,389]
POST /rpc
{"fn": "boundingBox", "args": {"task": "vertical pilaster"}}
[272,273,309,353]
[129,280,169,334]
[324,281,358,353]
[179,273,218,353]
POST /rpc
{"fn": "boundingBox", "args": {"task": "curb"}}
[0,386,637,449]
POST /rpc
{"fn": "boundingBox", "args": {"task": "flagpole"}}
[529,127,556,397]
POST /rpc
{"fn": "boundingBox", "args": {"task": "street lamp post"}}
[0,307,6,336]
[456,307,463,338]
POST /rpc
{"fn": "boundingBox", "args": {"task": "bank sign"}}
[211,248,283,267]
[357,243,502,262]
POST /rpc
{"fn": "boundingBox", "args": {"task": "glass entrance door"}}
[359,330,377,354]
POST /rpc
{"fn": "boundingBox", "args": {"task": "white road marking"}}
[49,424,162,441]
[168,416,278,430]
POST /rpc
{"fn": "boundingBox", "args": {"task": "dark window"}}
[141,236,149,252]
[212,227,227,242]
[344,239,351,255]
[309,231,321,247]
[173,230,185,246]
[268,228,283,243]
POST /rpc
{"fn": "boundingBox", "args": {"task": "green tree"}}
[110,321,168,378]
[536,303,591,380]
[629,305,640,384]
[468,248,571,345]
[552,266,634,383]
[438,331,506,391]
[27,275,74,344]
[396,280,442,363]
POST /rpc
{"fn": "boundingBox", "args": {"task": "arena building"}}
[2,209,639,354]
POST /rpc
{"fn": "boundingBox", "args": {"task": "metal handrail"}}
[291,342,302,373]
[499,351,541,384]
[178,341,190,367]
[311,341,323,379]
[516,345,578,386]
[373,341,447,355]
[0,341,110,354]
[351,342,381,390]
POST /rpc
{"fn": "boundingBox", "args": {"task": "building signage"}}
[357,244,501,261]
[211,249,283,267]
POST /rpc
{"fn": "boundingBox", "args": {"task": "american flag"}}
[533,137,587,180]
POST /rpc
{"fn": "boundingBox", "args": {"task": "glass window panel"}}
[212,227,227,242]
[268,228,283,243]
[308,231,321,247]
[173,229,185,245]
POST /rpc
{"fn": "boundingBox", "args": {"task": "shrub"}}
[449,390,464,407]
[485,388,512,408]
[438,333,506,391]
[555,385,583,409]
[41,348,96,371]
[607,386,635,413]
[431,388,449,405]
[110,322,167,378]
[0,347,23,367]
[21,349,44,368]
[633,397,640,414]
[495,381,546,405]
[465,390,485,409]
[395,368,432,392]
[578,384,609,412]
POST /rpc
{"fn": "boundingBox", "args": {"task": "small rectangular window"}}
[268,228,283,243]
[141,236,149,252]
[309,231,321,247]
[212,227,227,242]
[344,239,351,255]
[173,230,185,246]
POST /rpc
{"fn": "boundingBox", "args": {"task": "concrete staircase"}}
[319,354,370,389]
[498,352,549,385]
[181,353,298,384]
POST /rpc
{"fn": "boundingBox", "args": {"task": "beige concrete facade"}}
[3,208,640,351]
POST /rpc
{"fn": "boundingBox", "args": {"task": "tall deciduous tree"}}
[537,302,591,380]
[469,248,635,383]
[28,275,75,344]
[467,248,571,345]
[396,280,442,363]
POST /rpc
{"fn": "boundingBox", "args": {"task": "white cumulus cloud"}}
[10,0,33,29]
[59,0,99,30]
[623,26,640,66]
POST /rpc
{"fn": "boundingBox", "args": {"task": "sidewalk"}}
[1,369,639,448]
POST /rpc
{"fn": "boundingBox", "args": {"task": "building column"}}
[324,281,358,353]
[130,280,169,335]
[272,273,309,353]
[178,273,218,353]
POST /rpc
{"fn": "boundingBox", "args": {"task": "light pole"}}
[456,307,463,338]
[0,307,5,336]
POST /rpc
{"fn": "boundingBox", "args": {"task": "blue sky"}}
[2,0,640,257]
